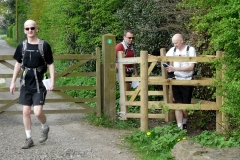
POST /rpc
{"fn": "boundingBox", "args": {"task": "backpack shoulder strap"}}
[173,46,190,56]
[121,41,128,57]
[186,45,197,76]
[121,41,127,50]
[173,47,176,56]
[22,39,27,57]
[38,39,44,57]
[186,45,190,56]
[38,39,46,64]
[22,39,45,58]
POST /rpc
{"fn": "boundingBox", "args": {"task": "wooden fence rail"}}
[118,48,223,132]
[0,48,101,116]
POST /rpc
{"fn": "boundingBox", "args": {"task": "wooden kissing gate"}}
[117,48,225,132]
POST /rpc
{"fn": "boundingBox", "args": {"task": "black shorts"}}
[19,85,47,106]
[172,85,193,104]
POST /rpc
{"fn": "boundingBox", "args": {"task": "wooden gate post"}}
[216,51,224,132]
[101,34,116,120]
[140,51,149,131]
[160,48,175,122]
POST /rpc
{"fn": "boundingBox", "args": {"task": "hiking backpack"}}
[21,39,48,93]
[22,39,45,62]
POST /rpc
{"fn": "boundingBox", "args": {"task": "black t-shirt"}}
[13,41,54,89]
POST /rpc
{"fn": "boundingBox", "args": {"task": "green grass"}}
[85,113,140,130]
[191,130,240,148]
[124,123,186,160]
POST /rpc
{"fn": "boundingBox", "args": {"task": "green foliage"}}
[192,130,240,148]
[30,0,69,54]
[125,126,240,159]
[0,0,8,16]
[181,0,240,134]
[7,25,13,38]
[54,60,97,108]
[117,0,191,56]
[189,111,216,130]
[12,25,16,41]
[5,37,18,47]
[0,28,6,35]
[115,82,120,111]
[0,0,15,31]
[28,0,45,27]
[125,124,187,160]
[33,0,122,55]
[17,15,27,42]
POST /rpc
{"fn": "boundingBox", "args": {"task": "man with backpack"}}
[10,19,55,149]
[165,33,196,130]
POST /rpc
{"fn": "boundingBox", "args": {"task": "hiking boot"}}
[39,126,49,143]
[22,138,34,149]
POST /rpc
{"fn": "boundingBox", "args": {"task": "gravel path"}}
[0,39,140,160]
[0,105,139,160]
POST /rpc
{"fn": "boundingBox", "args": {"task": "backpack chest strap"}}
[21,67,41,93]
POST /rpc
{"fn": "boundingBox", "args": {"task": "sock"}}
[41,123,48,129]
[25,130,31,138]
[183,118,188,124]
[177,123,183,130]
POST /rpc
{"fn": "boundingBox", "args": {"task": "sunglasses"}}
[25,27,36,31]
[127,37,134,40]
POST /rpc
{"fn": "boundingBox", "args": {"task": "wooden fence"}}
[0,34,226,132]
[117,48,224,132]
[0,50,101,116]
[0,34,117,119]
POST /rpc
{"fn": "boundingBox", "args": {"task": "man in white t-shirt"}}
[165,34,196,130]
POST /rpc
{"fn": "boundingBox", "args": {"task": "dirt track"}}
[0,39,139,160]
[0,108,139,160]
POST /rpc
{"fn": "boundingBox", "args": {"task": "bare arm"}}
[10,62,21,94]
[48,63,55,91]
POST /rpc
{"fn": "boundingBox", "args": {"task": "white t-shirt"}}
[166,45,196,80]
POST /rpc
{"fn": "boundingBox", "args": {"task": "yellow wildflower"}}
[177,139,181,142]
[182,137,186,140]
[147,132,151,136]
